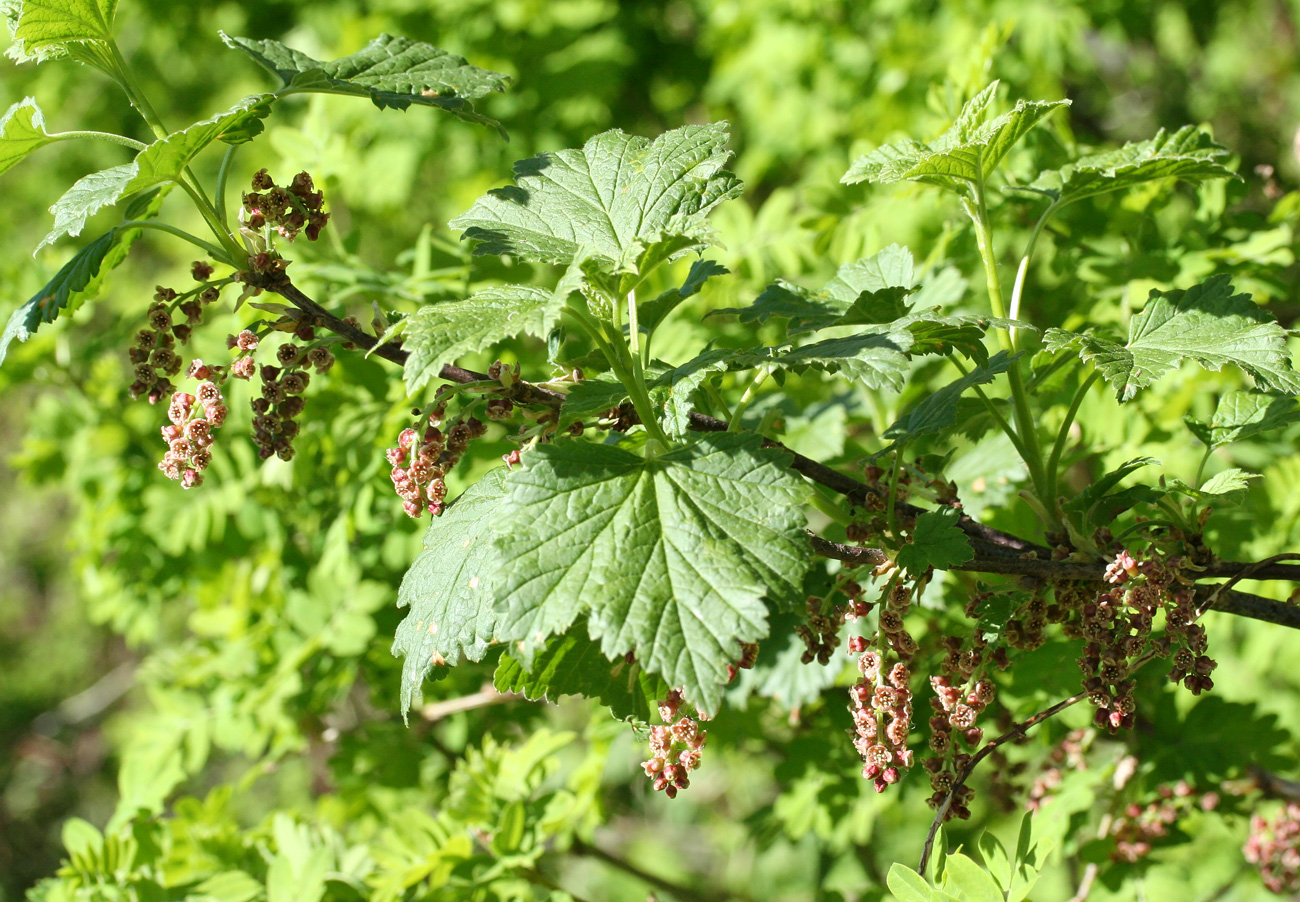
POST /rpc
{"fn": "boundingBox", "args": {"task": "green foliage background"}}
[3,0,1300,899]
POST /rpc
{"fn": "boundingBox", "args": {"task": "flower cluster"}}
[850,647,914,793]
[1108,780,1219,863]
[127,274,222,403]
[1245,802,1300,894]
[228,328,334,461]
[243,169,330,242]
[641,689,707,799]
[386,412,487,518]
[157,375,227,488]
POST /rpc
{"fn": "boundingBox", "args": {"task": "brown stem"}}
[917,689,1090,874]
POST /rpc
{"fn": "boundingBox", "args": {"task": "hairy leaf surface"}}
[5,0,116,63]
[450,123,742,269]
[1029,126,1237,205]
[1043,275,1300,401]
[403,285,562,392]
[393,470,509,718]
[843,82,1069,194]
[220,32,509,134]
[492,433,810,713]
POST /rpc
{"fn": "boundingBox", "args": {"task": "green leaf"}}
[1043,275,1300,401]
[0,96,56,177]
[5,0,116,63]
[393,470,509,719]
[493,619,671,723]
[773,331,914,390]
[1,186,167,364]
[491,433,811,714]
[941,852,1005,902]
[638,258,728,333]
[1169,467,1259,501]
[653,346,780,437]
[977,831,1011,892]
[1185,391,1300,449]
[557,375,629,430]
[1063,457,1164,527]
[221,31,509,134]
[1029,126,1237,205]
[38,94,274,250]
[402,285,563,392]
[884,351,1022,445]
[896,508,973,572]
[887,863,936,902]
[192,872,264,902]
[843,82,1069,195]
[450,123,743,270]
[712,244,919,334]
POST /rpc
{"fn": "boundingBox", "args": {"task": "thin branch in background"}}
[418,685,523,722]
[918,689,1090,874]
[570,837,750,902]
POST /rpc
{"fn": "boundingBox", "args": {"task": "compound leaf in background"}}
[1043,275,1300,402]
[403,285,563,392]
[221,32,510,134]
[393,469,509,719]
[843,81,1069,195]
[1185,391,1300,449]
[0,96,57,177]
[491,433,810,714]
[451,123,743,270]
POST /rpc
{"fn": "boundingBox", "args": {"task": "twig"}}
[810,536,1300,629]
[31,661,137,736]
[570,837,747,902]
[1248,766,1300,802]
[918,689,1090,874]
[418,685,521,722]
[1068,863,1098,902]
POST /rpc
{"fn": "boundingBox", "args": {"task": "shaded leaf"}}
[884,351,1022,445]
[3,227,113,363]
[1185,391,1300,449]
[638,257,727,333]
[896,507,973,572]
[653,346,780,437]
[1043,275,1300,401]
[221,31,509,134]
[451,123,742,269]
[556,374,629,431]
[402,285,563,392]
[393,470,509,719]
[773,331,914,390]
[491,433,811,714]
[493,619,670,723]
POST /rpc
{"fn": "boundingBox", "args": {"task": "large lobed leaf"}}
[0,96,56,177]
[393,470,509,718]
[402,285,563,392]
[5,0,116,64]
[450,123,743,270]
[491,433,811,714]
[38,94,274,251]
[220,32,509,135]
[1029,126,1237,205]
[1043,275,1300,402]
[842,81,1069,195]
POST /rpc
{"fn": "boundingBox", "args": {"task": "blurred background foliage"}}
[3,0,1300,899]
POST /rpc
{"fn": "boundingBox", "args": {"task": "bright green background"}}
[4,1,1300,899]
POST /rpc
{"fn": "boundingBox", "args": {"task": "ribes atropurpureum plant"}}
[7,1,1300,897]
